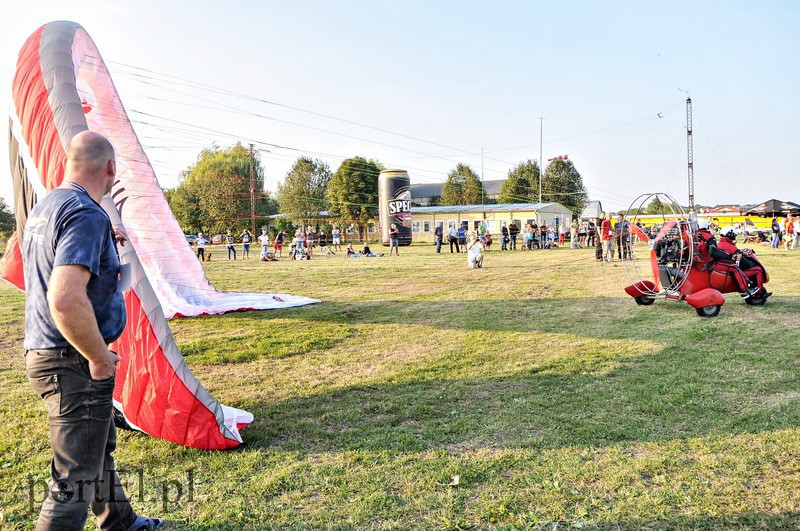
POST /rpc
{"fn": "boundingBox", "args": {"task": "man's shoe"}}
[129,516,164,530]
[760,290,772,299]
[741,291,751,299]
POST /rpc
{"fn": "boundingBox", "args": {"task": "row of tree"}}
[163,143,590,237]
[277,155,383,239]
[430,159,589,216]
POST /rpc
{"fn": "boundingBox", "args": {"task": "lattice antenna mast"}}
[686,97,694,210]
[249,143,256,233]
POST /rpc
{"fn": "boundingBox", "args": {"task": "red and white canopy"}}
[1,21,319,449]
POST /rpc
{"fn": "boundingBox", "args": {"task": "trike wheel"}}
[695,305,721,317]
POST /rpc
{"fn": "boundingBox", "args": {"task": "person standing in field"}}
[332,226,341,252]
[434,221,444,253]
[274,230,286,258]
[570,219,579,248]
[196,231,206,260]
[457,222,468,249]
[593,216,603,260]
[509,221,519,250]
[389,223,400,256]
[306,228,315,255]
[449,224,460,253]
[615,213,631,260]
[601,213,615,262]
[771,217,781,248]
[500,222,509,251]
[579,221,587,247]
[587,219,597,247]
[240,228,252,259]
[784,216,794,250]
[22,131,163,530]
[226,229,237,260]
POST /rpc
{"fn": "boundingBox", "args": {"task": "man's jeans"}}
[25,347,135,531]
[435,237,442,253]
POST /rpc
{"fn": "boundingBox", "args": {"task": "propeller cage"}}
[622,193,695,297]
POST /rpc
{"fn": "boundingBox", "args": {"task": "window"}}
[367,222,376,234]
[412,221,421,233]
[423,220,431,232]
[448,220,456,229]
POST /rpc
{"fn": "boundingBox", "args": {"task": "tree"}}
[0,196,15,238]
[440,163,485,205]
[165,143,275,234]
[327,157,383,240]
[499,160,540,203]
[277,157,331,226]
[645,197,669,214]
[541,159,588,215]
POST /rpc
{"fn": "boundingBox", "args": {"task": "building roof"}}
[412,202,568,214]
[580,200,603,218]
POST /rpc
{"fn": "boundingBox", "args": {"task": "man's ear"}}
[107,158,116,177]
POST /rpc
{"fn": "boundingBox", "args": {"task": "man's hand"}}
[112,225,127,247]
[88,349,121,380]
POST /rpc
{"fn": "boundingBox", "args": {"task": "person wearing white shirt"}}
[466,232,484,269]
[258,229,270,260]
[196,232,206,261]
[448,225,460,253]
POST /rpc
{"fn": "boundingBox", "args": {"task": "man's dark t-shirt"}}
[23,187,125,349]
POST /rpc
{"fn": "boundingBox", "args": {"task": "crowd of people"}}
[772,215,800,250]
[189,211,797,272]
[192,226,347,262]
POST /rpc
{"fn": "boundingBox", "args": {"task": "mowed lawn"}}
[1,242,800,530]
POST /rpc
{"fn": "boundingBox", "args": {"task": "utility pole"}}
[481,147,485,207]
[685,97,694,211]
[249,143,255,234]
[539,114,544,224]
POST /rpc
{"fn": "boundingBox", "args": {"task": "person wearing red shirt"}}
[600,213,614,262]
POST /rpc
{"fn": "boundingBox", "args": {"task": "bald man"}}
[23,131,162,530]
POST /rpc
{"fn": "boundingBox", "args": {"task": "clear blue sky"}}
[1,0,798,212]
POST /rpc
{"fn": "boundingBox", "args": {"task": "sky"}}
[0,0,798,213]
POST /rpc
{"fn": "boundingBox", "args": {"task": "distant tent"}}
[743,199,800,217]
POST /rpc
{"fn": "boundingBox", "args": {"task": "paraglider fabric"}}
[1,21,318,449]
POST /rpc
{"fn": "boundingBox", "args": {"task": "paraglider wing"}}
[1,21,316,449]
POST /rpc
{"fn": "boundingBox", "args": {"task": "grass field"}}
[1,242,800,529]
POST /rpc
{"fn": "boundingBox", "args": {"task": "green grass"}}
[2,243,800,529]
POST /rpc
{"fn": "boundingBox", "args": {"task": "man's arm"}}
[47,264,120,379]
[708,243,732,262]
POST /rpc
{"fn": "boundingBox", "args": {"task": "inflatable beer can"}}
[378,169,412,246]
